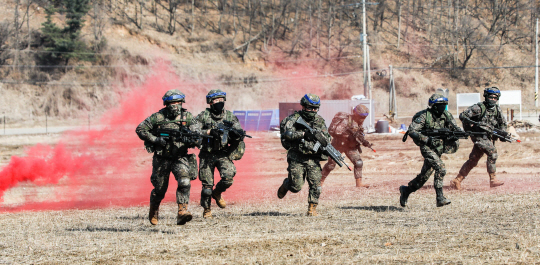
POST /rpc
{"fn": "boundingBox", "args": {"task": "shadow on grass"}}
[244,211,292,216]
[339,205,404,212]
[66,226,175,234]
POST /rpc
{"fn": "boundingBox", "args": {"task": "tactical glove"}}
[425,137,434,147]
[154,136,167,146]
[210,129,222,138]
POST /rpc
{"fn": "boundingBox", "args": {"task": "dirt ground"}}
[1,131,540,264]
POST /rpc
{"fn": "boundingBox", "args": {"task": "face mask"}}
[210,101,225,114]
[485,97,498,108]
[301,110,317,121]
[167,103,182,117]
[432,104,446,116]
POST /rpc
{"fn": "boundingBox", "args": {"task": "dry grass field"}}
[1,131,540,264]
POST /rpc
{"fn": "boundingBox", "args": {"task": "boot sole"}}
[436,201,451,207]
[177,214,193,225]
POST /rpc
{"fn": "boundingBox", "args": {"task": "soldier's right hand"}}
[155,136,167,146]
[210,129,222,138]
[425,137,434,147]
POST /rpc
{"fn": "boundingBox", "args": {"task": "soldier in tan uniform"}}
[320,104,373,187]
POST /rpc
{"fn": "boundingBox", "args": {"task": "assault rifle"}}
[156,127,212,147]
[419,128,488,140]
[463,118,521,143]
[214,120,252,146]
[296,117,352,171]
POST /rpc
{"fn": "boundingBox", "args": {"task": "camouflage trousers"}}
[322,145,363,182]
[408,145,446,192]
[199,151,236,209]
[283,157,322,204]
[150,154,192,206]
[459,138,498,176]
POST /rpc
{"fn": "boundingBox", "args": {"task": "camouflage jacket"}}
[328,112,369,148]
[280,112,331,161]
[460,102,507,135]
[136,108,201,158]
[408,109,461,153]
[194,109,243,153]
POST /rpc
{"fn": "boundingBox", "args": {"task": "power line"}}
[2,64,537,86]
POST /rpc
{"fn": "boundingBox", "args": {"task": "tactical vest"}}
[145,109,192,157]
[200,110,246,160]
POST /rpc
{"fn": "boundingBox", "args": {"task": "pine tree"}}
[39,0,91,66]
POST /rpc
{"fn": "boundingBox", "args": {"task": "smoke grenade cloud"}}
[0,61,256,212]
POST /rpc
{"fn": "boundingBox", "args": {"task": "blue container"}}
[233,111,247,129]
[245,110,261,131]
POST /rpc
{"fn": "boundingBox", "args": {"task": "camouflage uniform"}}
[321,106,372,187]
[400,94,461,207]
[136,107,200,206]
[195,108,243,210]
[279,111,331,204]
[136,89,202,225]
[278,94,331,216]
[458,102,506,176]
[406,109,461,190]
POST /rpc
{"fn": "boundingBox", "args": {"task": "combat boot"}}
[307,203,318,216]
[489,173,504,188]
[399,186,411,207]
[355,178,370,188]
[435,188,451,207]
[277,178,289,199]
[212,190,226,209]
[148,203,159,225]
[203,208,212,219]
[177,204,193,225]
[450,174,465,190]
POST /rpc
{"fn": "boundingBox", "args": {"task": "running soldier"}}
[321,104,373,187]
[450,87,507,190]
[136,89,201,225]
[400,93,462,207]
[277,94,331,216]
[195,89,246,219]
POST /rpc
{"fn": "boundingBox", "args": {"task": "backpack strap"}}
[425,109,433,129]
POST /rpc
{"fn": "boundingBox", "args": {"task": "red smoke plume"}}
[0,61,256,212]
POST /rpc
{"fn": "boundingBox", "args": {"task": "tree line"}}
[1,0,539,72]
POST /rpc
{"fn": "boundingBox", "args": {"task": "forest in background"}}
[0,0,539,122]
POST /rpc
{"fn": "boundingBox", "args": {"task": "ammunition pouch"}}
[228,141,246,161]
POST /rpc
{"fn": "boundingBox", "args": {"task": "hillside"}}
[0,0,539,125]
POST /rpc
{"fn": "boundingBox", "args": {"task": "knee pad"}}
[437,168,447,178]
[355,160,363,168]
[315,186,322,196]
[178,178,190,188]
[325,162,337,171]
[201,188,212,197]
[489,153,498,162]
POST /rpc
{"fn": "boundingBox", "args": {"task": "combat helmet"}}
[483,87,501,99]
[353,104,369,119]
[206,89,226,104]
[428,93,448,107]
[300,93,321,108]
[162,89,185,105]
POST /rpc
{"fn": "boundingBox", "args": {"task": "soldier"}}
[450,87,507,190]
[321,104,373,188]
[277,94,331,216]
[136,89,201,225]
[399,94,462,207]
[195,89,245,219]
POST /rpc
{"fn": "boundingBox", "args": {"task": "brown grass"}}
[1,132,540,263]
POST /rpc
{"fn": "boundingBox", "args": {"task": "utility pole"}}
[534,18,538,108]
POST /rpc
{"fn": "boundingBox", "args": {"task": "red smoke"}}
[0,61,255,212]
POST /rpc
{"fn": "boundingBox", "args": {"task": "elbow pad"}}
[283,131,296,141]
